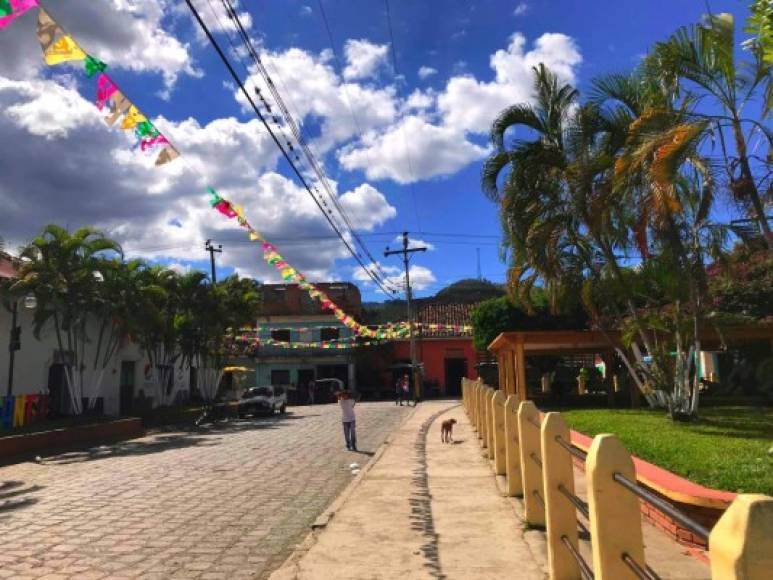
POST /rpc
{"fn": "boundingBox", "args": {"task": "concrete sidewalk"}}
[270,400,710,580]
[270,401,546,579]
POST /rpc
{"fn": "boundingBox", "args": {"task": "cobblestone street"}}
[0,402,411,579]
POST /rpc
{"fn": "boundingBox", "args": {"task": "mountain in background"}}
[362,278,505,324]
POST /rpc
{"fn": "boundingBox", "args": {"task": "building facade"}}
[392,303,478,397]
[235,282,361,403]
[0,252,189,417]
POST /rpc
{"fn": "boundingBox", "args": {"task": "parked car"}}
[237,385,287,417]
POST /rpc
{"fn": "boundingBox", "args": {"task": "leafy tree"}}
[645,11,772,248]
[471,296,587,351]
[11,225,122,414]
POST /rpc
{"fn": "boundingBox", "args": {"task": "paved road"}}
[0,402,411,579]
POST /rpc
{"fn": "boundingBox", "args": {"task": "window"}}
[320,327,340,341]
[271,369,290,385]
[271,329,291,342]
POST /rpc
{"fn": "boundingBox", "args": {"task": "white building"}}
[0,252,190,416]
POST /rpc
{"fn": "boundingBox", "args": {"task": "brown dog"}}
[440,418,457,443]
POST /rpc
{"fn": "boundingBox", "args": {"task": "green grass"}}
[561,406,773,495]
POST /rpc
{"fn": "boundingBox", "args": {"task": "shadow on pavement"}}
[0,480,42,514]
[408,405,460,580]
[37,410,321,465]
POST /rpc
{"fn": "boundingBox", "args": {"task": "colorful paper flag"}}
[0,0,37,30]
[155,146,179,166]
[120,105,147,130]
[95,73,118,110]
[43,35,86,65]
[103,91,132,126]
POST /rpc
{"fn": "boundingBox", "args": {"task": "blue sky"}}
[0,0,756,302]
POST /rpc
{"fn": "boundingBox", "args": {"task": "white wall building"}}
[0,253,190,416]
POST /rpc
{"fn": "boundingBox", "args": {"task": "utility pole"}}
[205,239,222,283]
[476,247,482,280]
[385,232,427,403]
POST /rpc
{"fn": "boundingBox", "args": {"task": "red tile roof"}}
[417,303,475,337]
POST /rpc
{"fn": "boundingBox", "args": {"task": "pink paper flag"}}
[0,0,37,29]
[140,135,169,152]
[96,73,118,110]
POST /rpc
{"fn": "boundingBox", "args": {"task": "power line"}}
[184,0,396,296]
[218,0,397,293]
[382,0,422,233]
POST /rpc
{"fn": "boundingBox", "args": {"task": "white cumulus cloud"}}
[343,39,389,80]
[337,115,487,184]
[418,66,437,79]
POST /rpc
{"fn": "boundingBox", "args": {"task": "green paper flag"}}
[0,0,12,17]
[84,55,107,78]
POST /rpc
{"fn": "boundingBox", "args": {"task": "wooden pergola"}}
[488,326,773,401]
[488,330,616,401]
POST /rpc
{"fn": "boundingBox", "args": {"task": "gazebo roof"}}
[488,330,615,355]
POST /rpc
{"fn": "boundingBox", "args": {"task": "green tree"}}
[645,11,772,248]
[11,225,122,414]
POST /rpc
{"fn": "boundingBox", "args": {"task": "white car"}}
[237,385,287,417]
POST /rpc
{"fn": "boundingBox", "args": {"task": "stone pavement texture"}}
[0,402,410,579]
[271,400,711,580]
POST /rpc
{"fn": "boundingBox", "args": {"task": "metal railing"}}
[460,377,773,580]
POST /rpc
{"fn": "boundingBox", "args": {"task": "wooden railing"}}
[461,378,773,580]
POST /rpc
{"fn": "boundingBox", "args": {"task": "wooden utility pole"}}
[385,232,427,402]
[205,239,222,283]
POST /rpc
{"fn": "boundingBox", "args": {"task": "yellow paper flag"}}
[248,231,260,241]
[120,105,147,130]
[44,36,86,66]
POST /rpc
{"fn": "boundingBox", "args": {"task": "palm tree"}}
[12,225,121,414]
[482,65,666,404]
[645,12,772,249]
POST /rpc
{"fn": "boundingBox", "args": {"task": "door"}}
[444,358,467,397]
[47,363,69,416]
[119,361,136,416]
[297,369,315,404]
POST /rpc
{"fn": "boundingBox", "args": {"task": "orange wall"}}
[393,338,477,392]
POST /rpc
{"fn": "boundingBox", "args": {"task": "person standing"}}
[307,380,315,405]
[401,374,411,407]
[337,390,357,451]
[395,376,403,406]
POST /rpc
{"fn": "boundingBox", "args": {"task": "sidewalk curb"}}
[269,403,420,579]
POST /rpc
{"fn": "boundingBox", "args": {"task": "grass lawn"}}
[561,406,773,496]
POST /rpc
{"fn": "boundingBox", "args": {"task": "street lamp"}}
[7,294,36,398]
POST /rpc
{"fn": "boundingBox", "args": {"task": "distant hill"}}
[362,278,505,324]
[433,279,505,303]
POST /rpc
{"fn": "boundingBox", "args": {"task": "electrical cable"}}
[219,0,397,292]
[184,0,396,296]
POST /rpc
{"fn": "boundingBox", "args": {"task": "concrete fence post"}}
[475,383,483,440]
[586,434,645,580]
[709,494,773,580]
[486,387,496,458]
[541,412,581,580]
[492,391,507,476]
[518,400,545,527]
[504,395,523,497]
[480,386,489,450]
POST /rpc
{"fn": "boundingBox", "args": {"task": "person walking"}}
[401,374,411,407]
[395,376,404,406]
[307,380,315,405]
[337,390,357,451]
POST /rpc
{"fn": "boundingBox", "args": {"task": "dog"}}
[440,418,457,443]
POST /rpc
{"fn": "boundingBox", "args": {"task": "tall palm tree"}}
[12,225,121,414]
[645,12,772,249]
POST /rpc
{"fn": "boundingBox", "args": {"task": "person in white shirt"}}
[337,390,357,451]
